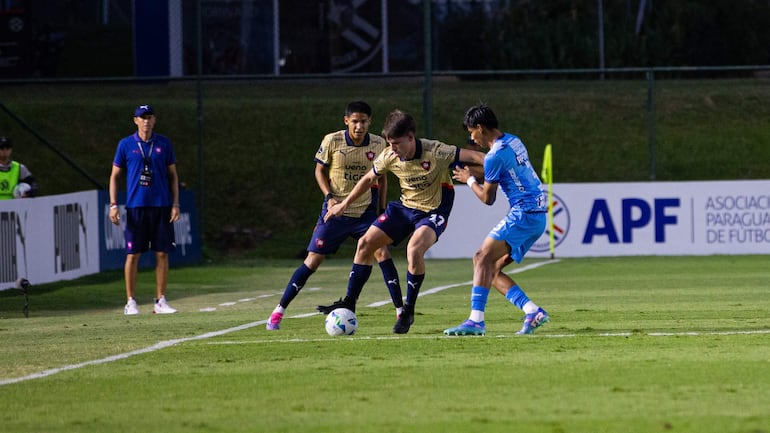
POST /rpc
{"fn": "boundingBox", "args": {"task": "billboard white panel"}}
[0,191,100,290]
[427,180,770,259]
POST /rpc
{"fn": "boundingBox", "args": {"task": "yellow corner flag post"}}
[541,144,554,259]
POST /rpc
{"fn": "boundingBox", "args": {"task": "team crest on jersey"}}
[421,161,431,171]
[366,151,376,160]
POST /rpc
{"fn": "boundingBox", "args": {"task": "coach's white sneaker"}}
[153,296,177,314]
[124,298,139,315]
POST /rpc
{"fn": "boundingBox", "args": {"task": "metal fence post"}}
[646,69,656,180]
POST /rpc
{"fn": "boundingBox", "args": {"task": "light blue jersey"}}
[484,133,546,212]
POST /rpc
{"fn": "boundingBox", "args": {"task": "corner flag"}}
[541,144,555,259]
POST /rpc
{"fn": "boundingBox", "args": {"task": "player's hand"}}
[452,166,471,183]
[324,202,345,222]
[109,207,120,225]
[170,205,180,223]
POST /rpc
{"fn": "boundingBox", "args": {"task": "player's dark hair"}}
[463,104,498,130]
[346,101,372,117]
[381,109,416,139]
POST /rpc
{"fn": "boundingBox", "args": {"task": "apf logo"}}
[530,193,570,253]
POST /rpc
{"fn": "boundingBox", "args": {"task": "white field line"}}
[1,260,560,386]
[368,259,559,307]
[16,258,757,386]
[206,328,770,346]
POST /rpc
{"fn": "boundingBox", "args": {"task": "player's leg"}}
[266,252,325,330]
[390,225,437,334]
[347,226,393,307]
[151,207,177,314]
[491,255,516,296]
[123,208,148,315]
[444,236,509,336]
[269,213,355,329]
[501,211,549,334]
[373,246,404,317]
[123,253,140,315]
[491,255,545,321]
[153,251,177,314]
[316,225,393,314]
[155,251,169,300]
[356,208,404,314]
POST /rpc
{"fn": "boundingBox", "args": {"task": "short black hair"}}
[0,136,11,148]
[463,104,498,130]
[346,101,372,117]
[381,109,416,139]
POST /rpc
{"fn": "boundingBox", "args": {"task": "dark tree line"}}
[437,0,770,70]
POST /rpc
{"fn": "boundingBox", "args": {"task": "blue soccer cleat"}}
[516,307,549,335]
[444,319,486,336]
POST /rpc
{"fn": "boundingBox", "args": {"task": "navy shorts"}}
[307,205,379,255]
[373,200,452,246]
[125,207,176,254]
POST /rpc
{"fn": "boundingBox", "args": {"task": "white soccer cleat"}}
[124,298,139,315]
[153,297,178,314]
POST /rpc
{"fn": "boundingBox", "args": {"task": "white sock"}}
[522,301,538,315]
[396,307,404,317]
[469,310,484,322]
[273,305,285,314]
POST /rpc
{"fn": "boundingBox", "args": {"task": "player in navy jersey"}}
[444,104,549,336]
[109,105,180,315]
[317,109,486,334]
[266,101,404,330]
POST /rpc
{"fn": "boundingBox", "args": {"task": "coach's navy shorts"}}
[125,207,176,254]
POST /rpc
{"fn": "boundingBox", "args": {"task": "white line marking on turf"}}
[1,261,561,386]
[368,260,559,307]
[206,328,770,346]
[0,320,269,386]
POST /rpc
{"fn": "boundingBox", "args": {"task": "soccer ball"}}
[13,182,31,198]
[324,308,358,336]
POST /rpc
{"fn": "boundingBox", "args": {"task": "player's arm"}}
[109,165,122,225]
[453,147,497,204]
[314,161,336,205]
[458,147,486,166]
[453,164,497,205]
[167,163,180,223]
[324,169,380,222]
[376,172,387,213]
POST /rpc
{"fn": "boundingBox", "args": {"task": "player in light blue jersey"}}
[444,104,549,336]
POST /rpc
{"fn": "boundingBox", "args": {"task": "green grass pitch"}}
[1,255,768,433]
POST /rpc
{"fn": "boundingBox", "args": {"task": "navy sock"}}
[379,259,404,308]
[279,263,315,308]
[347,263,373,302]
[405,272,424,306]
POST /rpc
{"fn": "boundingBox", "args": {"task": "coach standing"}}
[109,105,180,315]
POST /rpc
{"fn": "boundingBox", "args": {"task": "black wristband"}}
[325,193,333,200]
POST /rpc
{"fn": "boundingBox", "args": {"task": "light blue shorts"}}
[488,209,546,263]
